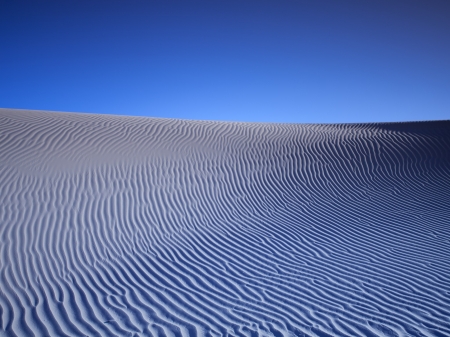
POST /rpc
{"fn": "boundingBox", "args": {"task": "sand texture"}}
[0,108,449,337]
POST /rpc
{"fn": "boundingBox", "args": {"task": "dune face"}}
[1,109,450,337]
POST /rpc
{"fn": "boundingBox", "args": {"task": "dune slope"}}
[0,108,450,337]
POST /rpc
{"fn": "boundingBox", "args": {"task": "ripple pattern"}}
[0,109,450,337]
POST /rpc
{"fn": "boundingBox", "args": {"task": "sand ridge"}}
[0,108,449,336]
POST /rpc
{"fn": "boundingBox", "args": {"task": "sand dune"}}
[0,108,449,337]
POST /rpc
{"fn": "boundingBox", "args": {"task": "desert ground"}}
[0,108,449,336]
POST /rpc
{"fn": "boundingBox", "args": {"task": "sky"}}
[1,0,449,123]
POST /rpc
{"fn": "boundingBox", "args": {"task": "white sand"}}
[0,108,449,336]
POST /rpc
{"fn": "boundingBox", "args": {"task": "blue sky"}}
[1,0,449,123]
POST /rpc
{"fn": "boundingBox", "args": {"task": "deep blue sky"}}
[1,0,449,123]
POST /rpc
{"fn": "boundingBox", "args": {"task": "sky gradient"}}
[1,0,449,123]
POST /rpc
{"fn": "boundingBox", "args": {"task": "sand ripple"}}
[1,109,449,336]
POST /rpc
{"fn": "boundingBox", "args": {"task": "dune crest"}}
[1,108,449,336]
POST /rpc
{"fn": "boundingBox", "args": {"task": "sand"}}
[0,108,449,336]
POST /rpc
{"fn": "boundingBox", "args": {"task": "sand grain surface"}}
[0,109,449,336]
